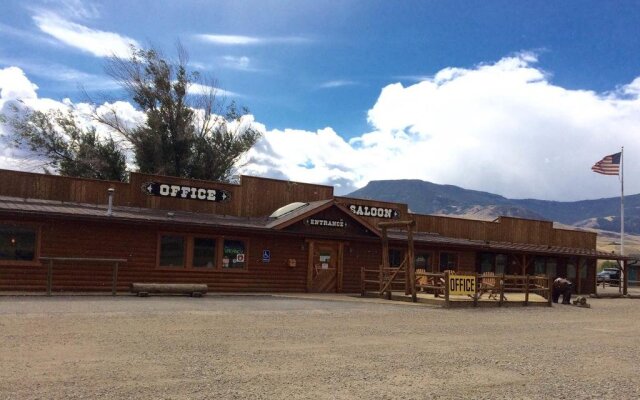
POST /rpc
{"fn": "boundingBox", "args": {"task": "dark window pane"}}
[160,236,184,267]
[415,253,430,269]
[223,239,246,269]
[389,249,403,267]
[440,252,458,271]
[495,254,507,275]
[0,225,36,261]
[479,253,493,273]
[193,238,216,268]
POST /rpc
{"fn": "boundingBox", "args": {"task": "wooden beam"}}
[377,220,416,229]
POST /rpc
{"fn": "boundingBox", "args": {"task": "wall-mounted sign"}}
[142,182,230,203]
[348,204,399,219]
[262,250,271,263]
[306,218,346,228]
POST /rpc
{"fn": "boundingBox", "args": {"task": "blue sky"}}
[1,0,639,200]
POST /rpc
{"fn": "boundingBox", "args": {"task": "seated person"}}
[552,277,573,304]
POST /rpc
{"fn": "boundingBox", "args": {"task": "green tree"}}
[6,107,127,181]
[97,45,261,181]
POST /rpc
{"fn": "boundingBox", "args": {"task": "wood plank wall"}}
[0,217,311,293]
[0,168,596,250]
[0,169,333,218]
[411,214,596,250]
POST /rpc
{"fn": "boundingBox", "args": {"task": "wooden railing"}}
[40,257,127,296]
[362,269,553,307]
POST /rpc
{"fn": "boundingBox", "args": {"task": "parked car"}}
[597,268,621,283]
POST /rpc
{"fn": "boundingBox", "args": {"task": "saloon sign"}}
[142,182,231,203]
[348,204,399,219]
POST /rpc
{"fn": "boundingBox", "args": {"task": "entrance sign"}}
[448,275,476,296]
[348,204,399,219]
[142,182,230,203]
[306,218,346,228]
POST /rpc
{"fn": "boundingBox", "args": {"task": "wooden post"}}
[380,227,388,295]
[473,273,478,307]
[576,257,582,294]
[47,259,53,296]
[499,274,505,306]
[623,259,628,296]
[524,275,530,306]
[444,271,450,308]
[112,261,119,296]
[408,226,416,302]
[547,276,553,307]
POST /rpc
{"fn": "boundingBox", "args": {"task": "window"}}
[193,237,216,268]
[534,257,546,275]
[415,253,431,270]
[157,234,247,270]
[479,253,493,273]
[388,249,404,268]
[566,257,577,280]
[159,235,185,267]
[495,254,507,275]
[547,258,557,278]
[0,225,37,262]
[223,239,246,269]
[439,252,458,271]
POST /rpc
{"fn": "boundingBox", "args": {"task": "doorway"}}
[307,241,343,293]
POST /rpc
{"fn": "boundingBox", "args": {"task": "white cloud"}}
[195,34,310,46]
[240,53,640,200]
[33,11,139,58]
[0,67,38,99]
[318,80,358,89]
[3,54,640,203]
[221,55,252,71]
[187,83,239,98]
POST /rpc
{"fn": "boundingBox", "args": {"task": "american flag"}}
[591,152,621,175]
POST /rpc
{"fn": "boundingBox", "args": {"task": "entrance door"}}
[308,241,342,293]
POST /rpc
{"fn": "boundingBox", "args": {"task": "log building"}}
[0,168,624,295]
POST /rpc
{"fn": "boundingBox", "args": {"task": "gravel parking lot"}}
[1,294,639,399]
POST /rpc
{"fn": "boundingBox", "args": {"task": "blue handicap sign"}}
[262,250,271,263]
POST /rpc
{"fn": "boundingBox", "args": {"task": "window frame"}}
[0,223,41,266]
[439,251,459,271]
[156,232,249,272]
[414,250,435,272]
[221,237,250,271]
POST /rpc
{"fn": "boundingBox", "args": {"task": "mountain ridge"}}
[347,179,640,235]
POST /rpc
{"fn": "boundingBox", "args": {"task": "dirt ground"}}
[1,294,639,400]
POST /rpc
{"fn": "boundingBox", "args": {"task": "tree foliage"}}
[7,107,128,181]
[98,45,261,181]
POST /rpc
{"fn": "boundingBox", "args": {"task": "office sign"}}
[448,275,476,296]
[142,182,230,203]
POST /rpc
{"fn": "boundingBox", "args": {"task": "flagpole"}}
[621,147,624,257]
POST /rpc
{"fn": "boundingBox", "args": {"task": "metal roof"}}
[0,195,625,259]
[387,230,626,260]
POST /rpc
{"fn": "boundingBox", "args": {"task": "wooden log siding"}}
[411,213,595,250]
[0,217,311,293]
[0,169,334,219]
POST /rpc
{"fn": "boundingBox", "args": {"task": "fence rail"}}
[362,268,553,307]
[39,257,127,296]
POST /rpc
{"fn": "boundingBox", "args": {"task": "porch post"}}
[623,259,628,296]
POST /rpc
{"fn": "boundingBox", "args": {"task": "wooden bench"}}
[130,283,208,297]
